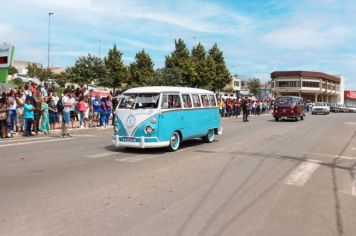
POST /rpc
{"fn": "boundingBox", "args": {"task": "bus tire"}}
[168,131,180,152]
[203,129,215,143]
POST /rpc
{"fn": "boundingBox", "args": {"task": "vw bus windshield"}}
[118,93,160,109]
[276,97,298,105]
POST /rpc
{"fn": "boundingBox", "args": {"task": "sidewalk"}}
[4,120,113,140]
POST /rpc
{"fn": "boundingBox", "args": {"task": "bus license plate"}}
[121,137,136,142]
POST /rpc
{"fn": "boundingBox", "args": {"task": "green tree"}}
[128,50,155,88]
[165,39,195,86]
[207,43,231,92]
[26,63,41,78]
[8,66,18,75]
[38,67,54,83]
[191,43,209,88]
[99,44,128,92]
[153,68,184,86]
[53,71,68,88]
[247,78,262,96]
[69,54,105,87]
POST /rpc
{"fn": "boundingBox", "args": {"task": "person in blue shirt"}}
[92,95,101,127]
[23,98,35,136]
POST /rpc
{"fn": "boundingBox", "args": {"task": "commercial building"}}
[344,91,356,106]
[219,74,241,99]
[271,71,344,104]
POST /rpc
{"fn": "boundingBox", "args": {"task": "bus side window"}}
[161,94,182,109]
[201,95,209,107]
[208,95,217,106]
[182,94,192,108]
[192,94,201,107]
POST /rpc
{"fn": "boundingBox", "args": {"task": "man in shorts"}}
[61,89,72,138]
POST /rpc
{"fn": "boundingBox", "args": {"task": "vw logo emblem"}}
[126,115,136,127]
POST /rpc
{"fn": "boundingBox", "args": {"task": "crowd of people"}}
[218,97,272,118]
[0,82,115,139]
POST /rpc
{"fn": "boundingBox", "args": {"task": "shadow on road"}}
[103,138,218,154]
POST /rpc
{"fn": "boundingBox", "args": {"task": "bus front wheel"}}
[168,132,181,152]
[203,129,215,143]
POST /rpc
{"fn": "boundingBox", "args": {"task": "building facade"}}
[271,71,344,104]
[344,91,356,106]
[219,74,241,99]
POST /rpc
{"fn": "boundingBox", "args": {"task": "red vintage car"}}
[273,96,305,121]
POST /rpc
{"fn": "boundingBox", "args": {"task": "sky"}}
[1,0,356,89]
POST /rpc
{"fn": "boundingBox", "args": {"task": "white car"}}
[312,102,330,115]
[13,74,33,83]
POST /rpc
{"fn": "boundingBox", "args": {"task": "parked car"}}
[312,102,330,115]
[347,106,356,113]
[329,104,340,113]
[273,96,305,121]
[13,74,33,83]
[338,105,349,113]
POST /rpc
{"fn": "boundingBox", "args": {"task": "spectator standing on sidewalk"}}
[69,93,77,129]
[48,97,58,130]
[7,90,17,137]
[105,96,112,127]
[32,88,42,135]
[100,97,107,127]
[77,96,86,128]
[23,98,35,137]
[40,96,50,135]
[61,90,72,138]
[92,95,101,127]
[15,90,25,133]
[0,94,10,138]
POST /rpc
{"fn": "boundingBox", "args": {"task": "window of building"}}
[277,81,300,87]
[302,81,320,88]
[322,83,327,89]
[233,81,240,87]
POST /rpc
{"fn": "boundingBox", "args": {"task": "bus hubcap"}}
[171,133,179,149]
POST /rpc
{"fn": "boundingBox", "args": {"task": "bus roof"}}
[123,86,215,95]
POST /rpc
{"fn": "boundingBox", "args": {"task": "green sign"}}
[0,43,15,83]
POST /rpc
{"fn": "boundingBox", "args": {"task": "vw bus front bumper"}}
[112,135,170,149]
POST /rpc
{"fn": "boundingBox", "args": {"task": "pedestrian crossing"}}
[282,158,356,197]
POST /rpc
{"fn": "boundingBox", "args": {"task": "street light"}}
[48,12,54,74]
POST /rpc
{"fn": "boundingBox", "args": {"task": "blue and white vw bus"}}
[112,86,222,151]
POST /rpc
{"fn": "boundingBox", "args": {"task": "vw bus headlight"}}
[145,126,154,134]
[114,125,119,133]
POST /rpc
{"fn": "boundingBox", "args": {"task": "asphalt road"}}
[1,113,356,236]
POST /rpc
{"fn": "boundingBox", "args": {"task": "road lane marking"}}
[352,167,356,197]
[0,137,50,143]
[70,134,97,137]
[0,138,73,147]
[284,160,320,186]
[87,152,114,159]
[116,154,161,163]
[308,152,356,160]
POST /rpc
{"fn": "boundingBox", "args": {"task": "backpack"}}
[57,97,64,112]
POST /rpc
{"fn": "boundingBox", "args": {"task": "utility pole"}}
[48,12,54,79]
